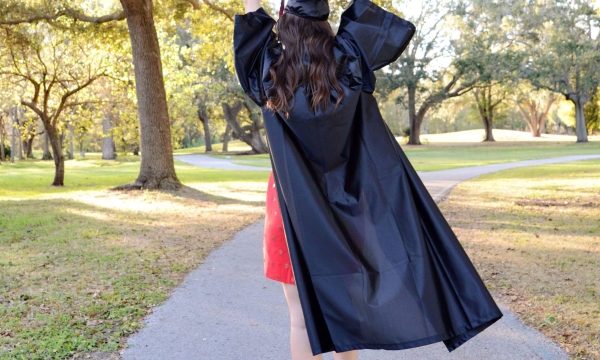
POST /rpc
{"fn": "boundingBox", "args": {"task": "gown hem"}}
[311,310,503,355]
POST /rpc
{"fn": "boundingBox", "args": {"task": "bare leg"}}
[282,282,323,360]
[282,282,359,360]
[333,349,359,360]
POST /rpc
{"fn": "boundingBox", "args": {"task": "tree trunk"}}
[222,123,231,152]
[197,104,212,152]
[67,122,75,160]
[222,101,268,154]
[483,117,495,141]
[539,115,546,135]
[520,104,542,137]
[22,140,28,158]
[17,134,24,160]
[530,121,541,137]
[407,84,421,145]
[9,107,23,161]
[118,0,180,190]
[0,117,5,161]
[102,111,117,160]
[42,131,53,160]
[32,113,66,186]
[13,109,24,160]
[572,96,588,143]
[79,139,86,158]
[23,135,34,158]
[517,95,555,138]
[474,87,496,142]
[243,102,269,152]
[10,113,16,163]
[19,111,35,159]
[46,125,65,186]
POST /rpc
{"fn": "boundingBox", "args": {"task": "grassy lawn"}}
[401,141,600,171]
[438,158,600,359]
[1,142,599,359]
[181,140,600,171]
[0,155,269,198]
[0,158,269,359]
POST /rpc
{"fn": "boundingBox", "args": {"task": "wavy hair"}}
[265,12,345,118]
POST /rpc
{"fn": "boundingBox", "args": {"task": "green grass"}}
[400,141,600,171]
[0,160,267,358]
[0,155,269,198]
[0,198,170,358]
[3,141,599,197]
[180,140,600,171]
[439,158,600,359]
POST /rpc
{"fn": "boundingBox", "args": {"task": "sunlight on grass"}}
[439,158,600,359]
[0,155,272,357]
[0,158,269,199]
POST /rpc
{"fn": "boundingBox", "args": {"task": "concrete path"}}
[122,153,600,359]
[419,153,600,202]
[176,154,271,171]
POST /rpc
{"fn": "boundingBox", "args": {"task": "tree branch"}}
[0,8,125,25]
[52,73,104,126]
[184,0,235,21]
[62,8,126,23]
[20,100,44,119]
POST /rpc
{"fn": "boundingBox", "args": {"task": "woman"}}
[233,0,503,358]
[258,3,360,357]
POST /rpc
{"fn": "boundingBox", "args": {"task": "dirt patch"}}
[70,351,121,360]
[514,198,598,208]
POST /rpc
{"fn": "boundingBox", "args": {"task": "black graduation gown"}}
[233,0,503,355]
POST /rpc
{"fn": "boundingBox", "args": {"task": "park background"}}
[0,0,599,359]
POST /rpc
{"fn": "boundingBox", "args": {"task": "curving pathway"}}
[176,154,272,171]
[122,153,600,359]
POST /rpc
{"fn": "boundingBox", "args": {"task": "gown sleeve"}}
[233,7,278,107]
[336,0,416,72]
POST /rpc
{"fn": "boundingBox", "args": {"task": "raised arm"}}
[243,0,262,13]
[233,0,277,107]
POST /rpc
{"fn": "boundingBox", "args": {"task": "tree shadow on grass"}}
[0,193,264,358]
[109,183,267,208]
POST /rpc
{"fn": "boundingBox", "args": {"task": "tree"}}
[514,86,557,137]
[472,85,505,141]
[521,0,600,142]
[383,0,478,145]
[184,1,271,153]
[453,0,527,142]
[115,0,180,189]
[1,0,242,188]
[0,25,107,185]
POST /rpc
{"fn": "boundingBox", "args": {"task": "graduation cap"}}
[279,0,330,21]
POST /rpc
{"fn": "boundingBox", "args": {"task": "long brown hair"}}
[265,12,345,118]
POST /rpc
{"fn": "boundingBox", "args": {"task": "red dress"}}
[263,171,295,284]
